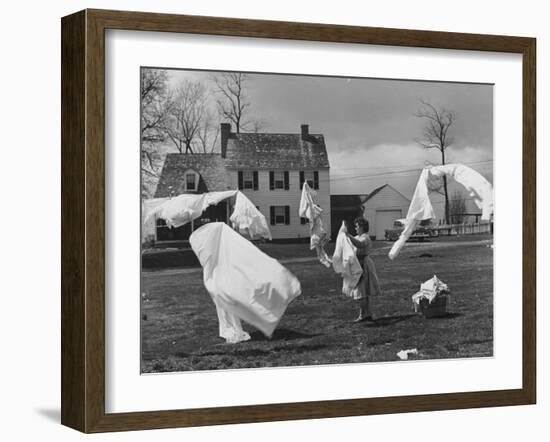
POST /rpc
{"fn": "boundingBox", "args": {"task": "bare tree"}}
[141,69,172,198]
[415,100,456,224]
[249,119,267,133]
[196,112,221,153]
[449,191,467,224]
[212,73,250,133]
[211,72,268,134]
[163,80,208,153]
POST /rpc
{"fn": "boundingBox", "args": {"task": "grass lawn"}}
[141,236,493,373]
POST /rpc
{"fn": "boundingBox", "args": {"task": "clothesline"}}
[143,190,272,240]
[388,163,493,260]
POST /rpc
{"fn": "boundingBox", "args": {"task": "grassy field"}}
[141,236,493,373]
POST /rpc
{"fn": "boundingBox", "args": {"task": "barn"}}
[362,184,411,240]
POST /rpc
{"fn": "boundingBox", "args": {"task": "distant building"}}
[330,194,367,240]
[153,154,229,242]
[331,184,411,240]
[362,185,411,240]
[151,123,331,243]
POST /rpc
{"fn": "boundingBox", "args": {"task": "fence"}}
[435,222,493,236]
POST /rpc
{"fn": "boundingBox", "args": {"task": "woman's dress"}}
[349,233,382,300]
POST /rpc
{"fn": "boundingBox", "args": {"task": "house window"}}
[243,171,254,189]
[183,170,199,192]
[274,172,285,189]
[300,170,319,190]
[269,171,289,190]
[238,171,258,190]
[304,171,314,188]
[270,206,290,225]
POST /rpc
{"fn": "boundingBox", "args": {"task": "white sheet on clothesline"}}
[143,190,271,240]
[388,163,493,260]
[230,192,273,241]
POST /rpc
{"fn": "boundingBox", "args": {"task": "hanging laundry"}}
[144,190,237,228]
[143,190,271,240]
[190,223,302,343]
[389,164,493,259]
[142,197,169,240]
[388,168,434,260]
[429,164,493,220]
[230,191,272,241]
[142,196,169,219]
[332,222,363,296]
[299,182,332,267]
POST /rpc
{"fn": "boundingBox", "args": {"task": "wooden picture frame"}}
[61,8,536,433]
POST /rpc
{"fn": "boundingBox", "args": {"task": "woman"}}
[346,217,381,322]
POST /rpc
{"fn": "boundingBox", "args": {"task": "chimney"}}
[301,124,309,141]
[220,123,231,158]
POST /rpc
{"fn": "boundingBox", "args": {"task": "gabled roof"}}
[224,133,330,169]
[331,194,367,210]
[362,184,411,205]
[154,153,228,197]
[362,185,388,203]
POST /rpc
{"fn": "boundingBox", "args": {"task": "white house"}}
[362,184,411,240]
[150,123,331,242]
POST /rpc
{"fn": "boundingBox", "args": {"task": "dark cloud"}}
[165,68,493,196]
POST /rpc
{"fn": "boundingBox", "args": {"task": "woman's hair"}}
[354,217,369,233]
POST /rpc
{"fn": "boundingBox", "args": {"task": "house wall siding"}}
[228,169,331,240]
[363,186,410,239]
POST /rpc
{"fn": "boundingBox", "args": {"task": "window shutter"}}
[313,171,319,190]
[299,171,305,189]
[270,206,275,225]
[238,171,243,190]
[284,171,289,190]
[285,206,290,225]
[253,171,259,190]
[269,171,274,190]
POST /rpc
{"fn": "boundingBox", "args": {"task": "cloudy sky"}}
[162,68,493,211]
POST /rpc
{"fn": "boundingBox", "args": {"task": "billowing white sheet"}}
[144,190,237,228]
[298,182,332,267]
[389,163,493,260]
[332,222,363,296]
[430,164,493,220]
[143,190,271,240]
[230,192,272,241]
[190,223,302,342]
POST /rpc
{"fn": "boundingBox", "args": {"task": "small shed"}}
[362,185,411,240]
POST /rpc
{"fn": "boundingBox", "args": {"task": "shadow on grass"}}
[426,312,463,320]
[408,253,443,259]
[250,328,319,342]
[366,313,416,327]
[196,343,329,358]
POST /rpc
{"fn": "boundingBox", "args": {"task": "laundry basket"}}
[418,293,449,318]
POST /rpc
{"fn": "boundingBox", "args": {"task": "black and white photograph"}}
[140,67,494,373]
